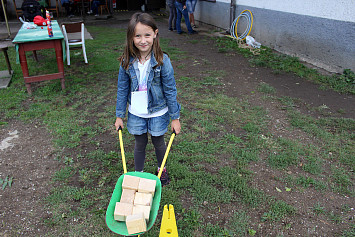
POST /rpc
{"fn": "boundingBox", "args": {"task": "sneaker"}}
[177,31,186,34]
[87,10,92,14]
[188,30,198,35]
[192,24,198,28]
[168,28,173,31]
[95,14,99,17]
[157,167,170,186]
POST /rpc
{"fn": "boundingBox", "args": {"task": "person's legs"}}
[168,4,174,30]
[175,1,183,33]
[172,6,177,29]
[189,13,195,26]
[134,133,148,172]
[187,0,197,26]
[68,2,75,16]
[181,6,194,33]
[63,3,70,16]
[90,0,100,15]
[151,135,166,167]
[186,0,193,24]
[127,112,149,171]
[147,112,169,166]
[151,135,170,186]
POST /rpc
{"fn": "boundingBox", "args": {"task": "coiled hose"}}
[230,9,253,40]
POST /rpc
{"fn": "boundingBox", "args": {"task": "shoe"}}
[192,24,198,28]
[188,30,198,35]
[168,28,173,31]
[157,167,170,186]
[177,31,186,34]
[95,14,99,17]
[87,10,92,14]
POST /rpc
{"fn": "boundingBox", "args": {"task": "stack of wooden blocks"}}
[114,175,157,235]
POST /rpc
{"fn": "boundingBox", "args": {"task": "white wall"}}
[217,0,355,23]
[195,0,355,73]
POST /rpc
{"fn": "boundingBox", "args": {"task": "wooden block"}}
[138,178,156,196]
[120,188,136,204]
[114,202,133,221]
[126,212,147,235]
[133,204,151,222]
[134,192,153,206]
[122,175,140,191]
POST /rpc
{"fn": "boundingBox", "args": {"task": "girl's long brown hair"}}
[120,12,164,70]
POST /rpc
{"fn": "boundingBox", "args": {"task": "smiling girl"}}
[115,13,181,186]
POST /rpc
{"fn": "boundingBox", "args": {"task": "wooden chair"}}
[99,0,109,15]
[12,0,23,20]
[46,0,59,17]
[61,22,88,66]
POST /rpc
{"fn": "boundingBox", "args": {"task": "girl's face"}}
[133,22,158,57]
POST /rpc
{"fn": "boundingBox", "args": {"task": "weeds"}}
[0,176,13,190]
[215,37,355,95]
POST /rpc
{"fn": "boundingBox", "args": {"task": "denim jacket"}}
[116,53,181,120]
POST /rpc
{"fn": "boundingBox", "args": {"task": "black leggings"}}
[134,133,166,172]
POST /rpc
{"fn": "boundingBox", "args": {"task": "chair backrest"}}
[62,21,83,34]
[62,21,84,42]
[62,21,84,33]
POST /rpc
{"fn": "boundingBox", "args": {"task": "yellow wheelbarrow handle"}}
[157,132,176,179]
[118,127,127,174]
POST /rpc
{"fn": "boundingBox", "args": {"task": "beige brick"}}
[122,175,140,191]
[138,178,156,196]
[114,202,133,221]
[133,204,151,221]
[126,212,147,234]
[134,192,153,206]
[120,188,136,204]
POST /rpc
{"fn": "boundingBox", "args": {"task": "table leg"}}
[25,83,32,95]
[2,48,12,74]
[54,41,65,90]
[32,50,39,62]
[18,45,32,95]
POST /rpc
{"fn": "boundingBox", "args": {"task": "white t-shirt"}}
[128,59,168,118]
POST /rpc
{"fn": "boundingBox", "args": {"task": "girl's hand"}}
[115,117,124,131]
[171,119,181,135]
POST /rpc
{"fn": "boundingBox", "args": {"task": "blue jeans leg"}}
[175,2,182,33]
[168,4,176,30]
[175,2,194,33]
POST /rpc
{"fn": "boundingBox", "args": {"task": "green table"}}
[12,20,66,95]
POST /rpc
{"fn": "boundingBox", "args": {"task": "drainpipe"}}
[228,0,236,34]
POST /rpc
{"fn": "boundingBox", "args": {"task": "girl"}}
[115,13,181,186]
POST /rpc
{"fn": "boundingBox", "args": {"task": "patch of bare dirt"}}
[0,120,58,236]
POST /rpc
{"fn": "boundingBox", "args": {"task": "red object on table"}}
[12,21,65,95]
[33,16,47,26]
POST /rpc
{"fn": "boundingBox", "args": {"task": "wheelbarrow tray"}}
[106,171,162,236]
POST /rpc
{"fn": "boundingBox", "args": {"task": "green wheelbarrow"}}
[105,128,176,236]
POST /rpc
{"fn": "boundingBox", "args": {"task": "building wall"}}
[194,0,355,73]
